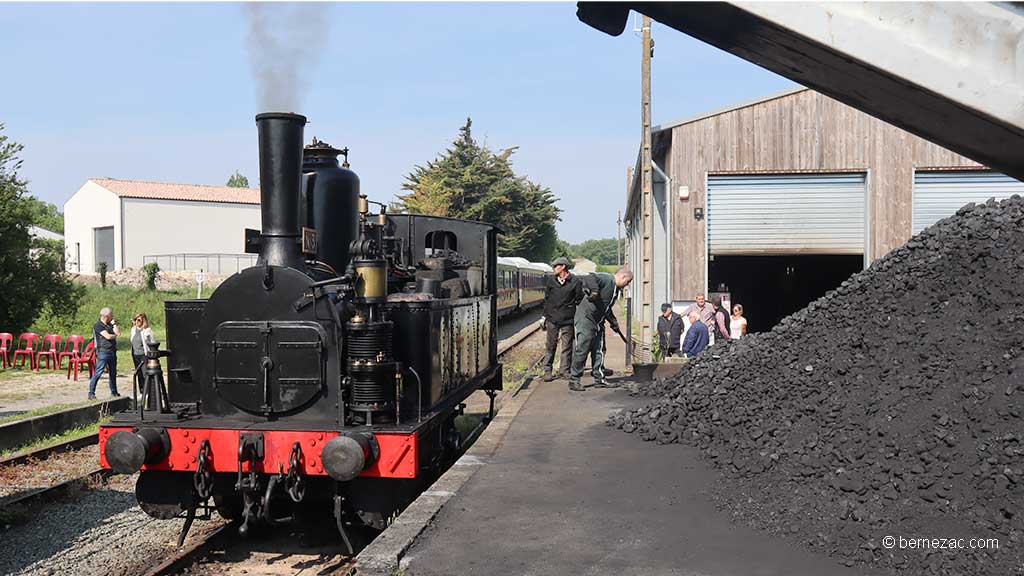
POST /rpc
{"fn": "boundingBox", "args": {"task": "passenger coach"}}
[496,257,552,317]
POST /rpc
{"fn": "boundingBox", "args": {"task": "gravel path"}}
[0,369,128,418]
[0,475,219,576]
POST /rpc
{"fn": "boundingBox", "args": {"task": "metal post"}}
[640,15,654,354]
[617,208,623,268]
[625,296,633,368]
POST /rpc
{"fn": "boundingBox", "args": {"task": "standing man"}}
[541,257,581,381]
[88,307,121,400]
[568,267,634,392]
[683,292,716,327]
[657,303,683,357]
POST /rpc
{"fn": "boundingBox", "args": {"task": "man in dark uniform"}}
[657,303,683,357]
[568,267,633,392]
[541,257,582,381]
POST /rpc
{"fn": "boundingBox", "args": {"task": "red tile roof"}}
[90,178,260,205]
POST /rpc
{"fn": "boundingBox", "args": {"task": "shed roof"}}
[626,86,810,225]
[29,225,64,241]
[89,178,260,205]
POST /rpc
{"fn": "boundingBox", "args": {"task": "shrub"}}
[98,262,107,289]
[142,262,160,290]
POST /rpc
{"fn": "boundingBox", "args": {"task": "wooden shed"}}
[625,87,1024,332]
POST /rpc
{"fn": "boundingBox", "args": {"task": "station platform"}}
[400,326,874,576]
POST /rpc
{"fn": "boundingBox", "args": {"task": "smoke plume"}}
[244,3,329,112]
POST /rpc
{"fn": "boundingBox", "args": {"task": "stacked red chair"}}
[12,333,40,371]
[67,340,96,381]
[35,334,62,370]
[0,332,12,368]
[58,335,85,370]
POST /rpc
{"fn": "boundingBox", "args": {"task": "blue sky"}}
[0,2,794,243]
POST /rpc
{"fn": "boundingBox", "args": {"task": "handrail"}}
[142,253,256,275]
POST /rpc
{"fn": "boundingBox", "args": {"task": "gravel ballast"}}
[0,473,218,576]
[609,197,1024,575]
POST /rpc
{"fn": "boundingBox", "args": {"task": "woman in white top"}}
[730,304,748,339]
[130,313,157,374]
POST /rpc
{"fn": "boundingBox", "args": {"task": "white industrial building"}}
[63,178,261,275]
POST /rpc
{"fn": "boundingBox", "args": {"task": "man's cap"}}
[550,256,572,268]
[661,303,672,312]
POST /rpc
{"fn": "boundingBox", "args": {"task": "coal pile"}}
[609,197,1024,575]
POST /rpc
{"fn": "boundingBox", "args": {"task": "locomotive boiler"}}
[99,112,502,549]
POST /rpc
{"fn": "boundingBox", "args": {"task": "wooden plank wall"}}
[668,89,980,299]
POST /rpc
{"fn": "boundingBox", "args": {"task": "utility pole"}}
[640,15,654,356]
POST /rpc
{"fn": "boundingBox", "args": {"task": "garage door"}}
[912,171,1024,234]
[707,173,866,255]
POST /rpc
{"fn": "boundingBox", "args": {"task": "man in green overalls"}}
[568,267,634,392]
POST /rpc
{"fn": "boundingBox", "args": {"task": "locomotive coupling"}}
[105,427,171,474]
[321,431,379,481]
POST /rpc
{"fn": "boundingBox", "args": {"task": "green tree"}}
[570,238,624,265]
[227,170,250,188]
[554,239,575,260]
[23,196,63,234]
[0,124,83,333]
[394,119,562,262]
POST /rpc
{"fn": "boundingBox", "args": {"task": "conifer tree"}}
[394,119,561,262]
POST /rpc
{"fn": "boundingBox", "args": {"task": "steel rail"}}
[139,523,233,576]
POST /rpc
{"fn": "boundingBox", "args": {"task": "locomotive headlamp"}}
[321,431,379,481]
[105,427,170,474]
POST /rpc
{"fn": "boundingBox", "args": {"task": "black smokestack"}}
[255,112,307,270]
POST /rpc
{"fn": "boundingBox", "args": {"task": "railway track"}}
[141,320,545,576]
[0,467,110,515]
[0,435,113,517]
[0,432,100,468]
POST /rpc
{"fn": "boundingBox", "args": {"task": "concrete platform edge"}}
[354,379,540,575]
[0,397,130,452]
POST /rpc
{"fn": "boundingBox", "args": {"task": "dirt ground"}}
[0,366,131,418]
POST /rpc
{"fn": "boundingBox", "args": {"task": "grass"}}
[0,402,91,426]
[0,367,36,383]
[27,283,214,376]
[0,421,103,459]
[501,355,540,390]
[454,414,483,442]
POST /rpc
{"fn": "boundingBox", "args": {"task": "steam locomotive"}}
[99,113,502,550]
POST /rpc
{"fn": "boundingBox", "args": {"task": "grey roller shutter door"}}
[912,171,1024,234]
[707,173,866,255]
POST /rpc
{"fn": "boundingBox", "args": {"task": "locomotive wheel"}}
[213,492,243,520]
[136,470,194,520]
